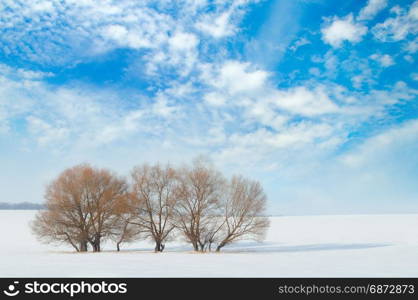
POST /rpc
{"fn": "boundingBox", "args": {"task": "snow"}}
[0,211,417,277]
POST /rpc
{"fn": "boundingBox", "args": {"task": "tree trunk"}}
[198,241,206,252]
[79,240,88,252]
[92,234,101,252]
[216,242,225,252]
[155,241,165,252]
[92,242,101,252]
[66,235,79,252]
[117,242,121,252]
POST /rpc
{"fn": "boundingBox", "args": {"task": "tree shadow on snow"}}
[221,242,392,254]
[117,245,193,253]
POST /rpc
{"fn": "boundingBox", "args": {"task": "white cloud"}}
[410,1,418,19]
[26,116,70,146]
[94,110,144,145]
[289,37,310,51]
[372,1,418,42]
[212,120,343,180]
[321,14,368,48]
[102,24,128,41]
[152,94,181,118]
[0,64,48,133]
[197,59,417,154]
[0,1,174,64]
[196,11,235,38]
[309,67,321,77]
[0,0,252,68]
[357,0,388,21]
[272,86,339,116]
[168,31,198,51]
[0,64,53,81]
[277,119,418,215]
[101,24,152,49]
[404,37,418,53]
[370,53,395,67]
[194,0,253,38]
[204,92,227,106]
[3,57,414,161]
[0,64,186,148]
[131,29,200,78]
[404,54,414,63]
[341,119,418,168]
[201,61,269,95]
[352,75,365,89]
[226,123,333,152]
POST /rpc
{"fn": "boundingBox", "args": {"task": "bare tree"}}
[130,164,178,252]
[82,167,127,252]
[173,159,225,252]
[31,164,128,252]
[110,194,142,252]
[199,216,224,252]
[31,165,92,252]
[32,209,87,252]
[111,216,142,252]
[31,160,270,254]
[215,175,270,252]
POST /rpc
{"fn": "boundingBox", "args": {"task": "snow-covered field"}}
[0,210,417,277]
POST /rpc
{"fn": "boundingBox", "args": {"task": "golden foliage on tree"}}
[32,159,270,253]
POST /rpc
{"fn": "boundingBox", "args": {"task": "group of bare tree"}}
[32,159,270,253]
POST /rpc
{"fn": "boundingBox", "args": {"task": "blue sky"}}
[0,0,417,215]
